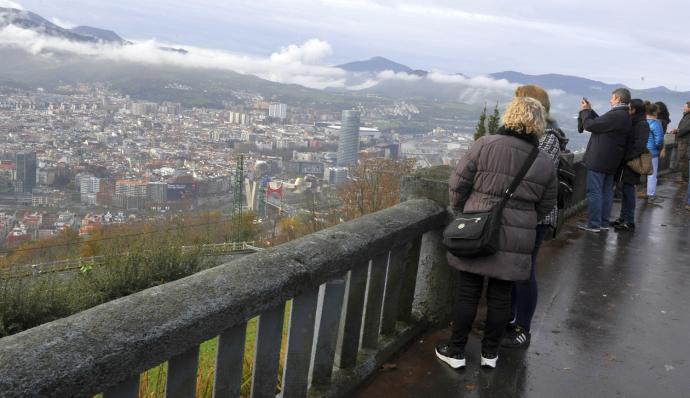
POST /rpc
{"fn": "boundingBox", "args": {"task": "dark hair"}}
[686,101,690,108]
[630,99,645,116]
[655,101,669,115]
[645,101,658,116]
[612,88,631,104]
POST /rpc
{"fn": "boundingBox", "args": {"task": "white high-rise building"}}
[336,110,361,167]
[268,103,287,120]
[80,175,100,205]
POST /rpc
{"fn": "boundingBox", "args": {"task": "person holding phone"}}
[577,88,632,232]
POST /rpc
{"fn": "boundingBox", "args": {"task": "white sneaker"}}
[480,352,498,369]
[435,344,466,369]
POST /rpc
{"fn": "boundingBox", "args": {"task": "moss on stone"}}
[412,165,452,182]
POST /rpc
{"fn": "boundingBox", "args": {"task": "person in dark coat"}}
[436,97,557,370]
[503,84,565,349]
[577,88,632,232]
[612,99,650,231]
[670,101,690,182]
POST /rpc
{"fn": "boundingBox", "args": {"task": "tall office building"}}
[79,175,101,205]
[131,102,157,116]
[15,151,37,193]
[336,110,361,167]
[268,103,287,120]
[147,182,168,203]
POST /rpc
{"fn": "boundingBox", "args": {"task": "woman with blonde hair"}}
[501,85,567,349]
[436,97,557,369]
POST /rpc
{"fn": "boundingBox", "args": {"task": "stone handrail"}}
[0,198,446,398]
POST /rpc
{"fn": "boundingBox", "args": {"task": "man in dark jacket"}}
[671,101,690,182]
[577,88,632,232]
[612,99,650,231]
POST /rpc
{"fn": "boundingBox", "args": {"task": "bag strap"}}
[502,146,539,202]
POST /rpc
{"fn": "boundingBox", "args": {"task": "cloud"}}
[0,0,22,9]
[344,70,422,91]
[376,70,421,81]
[0,15,649,98]
[346,79,380,91]
[0,25,347,89]
[269,39,332,64]
[50,17,76,29]
[427,71,517,90]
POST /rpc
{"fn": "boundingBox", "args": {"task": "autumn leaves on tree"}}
[337,158,416,221]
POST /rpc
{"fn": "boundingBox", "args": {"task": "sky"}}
[3,0,690,91]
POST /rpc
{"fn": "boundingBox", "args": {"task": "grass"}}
[135,301,292,398]
[1,215,295,397]
[0,235,210,337]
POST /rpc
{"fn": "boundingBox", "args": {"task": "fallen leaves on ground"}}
[381,363,398,371]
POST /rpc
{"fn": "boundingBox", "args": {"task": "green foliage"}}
[487,102,501,134]
[137,307,291,398]
[474,105,487,141]
[0,234,210,338]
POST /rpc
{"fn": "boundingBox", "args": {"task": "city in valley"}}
[0,83,475,261]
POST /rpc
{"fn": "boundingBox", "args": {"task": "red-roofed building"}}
[0,161,16,180]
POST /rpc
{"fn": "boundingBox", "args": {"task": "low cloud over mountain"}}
[0,6,526,95]
[1,5,688,120]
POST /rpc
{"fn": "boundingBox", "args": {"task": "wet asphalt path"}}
[355,180,690,398]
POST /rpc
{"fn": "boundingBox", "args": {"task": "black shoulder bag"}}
[443,146,539,258]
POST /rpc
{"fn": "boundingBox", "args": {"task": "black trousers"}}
[449,270,513,355]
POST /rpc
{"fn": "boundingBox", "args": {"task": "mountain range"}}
[1,6,688,125]
[0,7,125,44]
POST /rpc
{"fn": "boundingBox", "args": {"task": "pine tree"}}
[474,105,487,141]
[487,103,500,134]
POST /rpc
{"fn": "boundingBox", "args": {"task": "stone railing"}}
[0,142,679,398]
[0,199,446,398]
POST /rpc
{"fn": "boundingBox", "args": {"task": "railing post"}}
[213,323,247,398]
[361,253,388,349]
[103,376,139,398]
[400,169,455,325]
[310,278,346,385]
[335,264,368,368]
[412,229,456,325]
[251,303,286,398]
[281,288,319,398]
[397,237,422,322]
[380,246,407,335]
[166,345,200,398]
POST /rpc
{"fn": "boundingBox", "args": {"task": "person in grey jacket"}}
[670,101,690,182]
[436,97,557,370]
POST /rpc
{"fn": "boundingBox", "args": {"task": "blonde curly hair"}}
[502,96,546,137]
